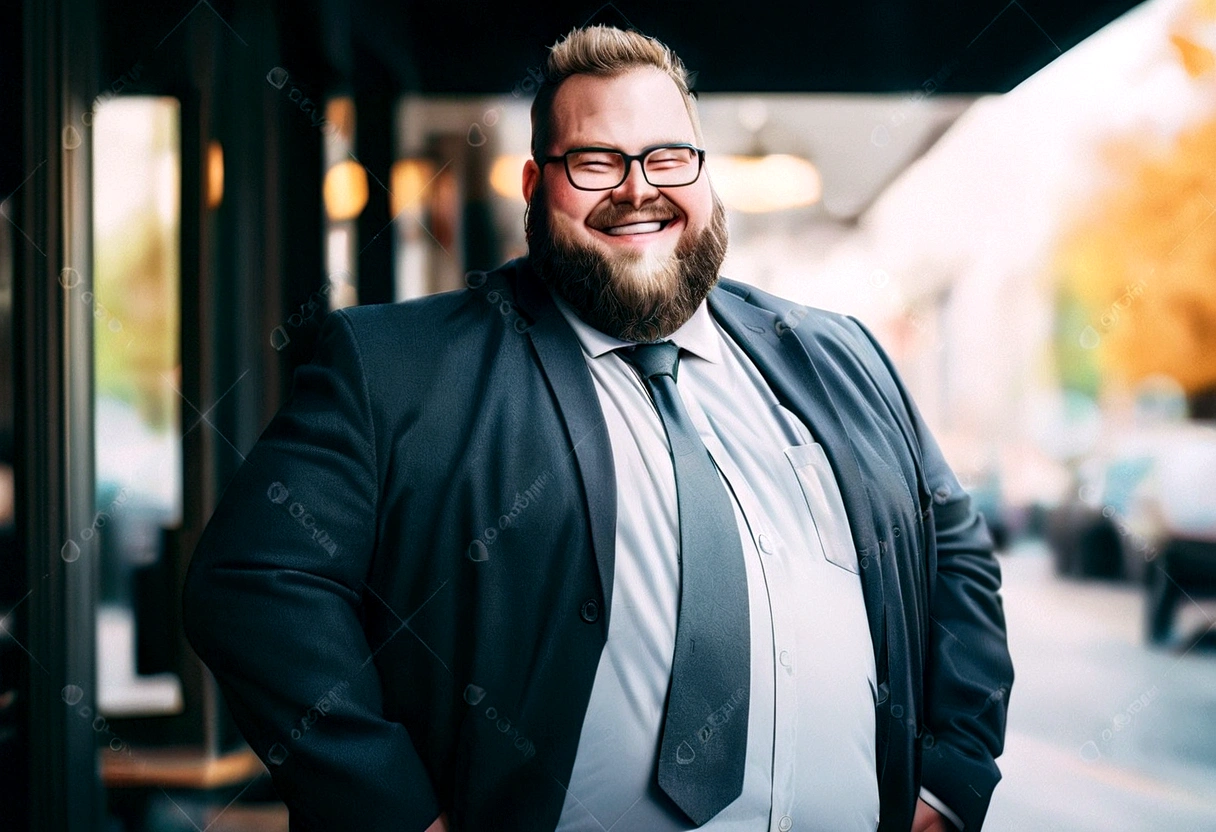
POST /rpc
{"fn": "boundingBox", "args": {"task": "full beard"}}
[526,185,729,342]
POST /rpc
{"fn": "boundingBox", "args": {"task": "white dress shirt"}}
[551,292,883,832]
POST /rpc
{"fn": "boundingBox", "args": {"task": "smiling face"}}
[522,67,729,342]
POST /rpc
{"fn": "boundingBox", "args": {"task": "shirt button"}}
[757,533,774,554]
[779,650,791,668]
[580,599,599,623]
[779,816,792,831]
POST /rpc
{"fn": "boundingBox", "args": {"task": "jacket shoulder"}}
[333,259,525,354]
[716,276,867,346]
[716,276,909,419]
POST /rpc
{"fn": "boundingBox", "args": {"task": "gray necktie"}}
[618,341,750,826]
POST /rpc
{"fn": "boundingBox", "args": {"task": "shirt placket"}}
[677,379,799,832]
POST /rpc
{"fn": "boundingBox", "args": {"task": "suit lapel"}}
[707,284,887,667]
[513,261,618,625]
[508,259,886,666]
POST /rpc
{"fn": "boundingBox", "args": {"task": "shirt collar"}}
[549,285,723,365]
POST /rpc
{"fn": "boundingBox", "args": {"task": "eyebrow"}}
[560,138,694,151]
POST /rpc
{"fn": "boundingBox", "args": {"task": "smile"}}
[593,217,678,239]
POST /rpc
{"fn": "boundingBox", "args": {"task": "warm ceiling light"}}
[390,158,436,216]
[323,160,369,221]
[325,97,355,142]
[711,153,822,213]
[490,154,531,200]
[205,140,224,209]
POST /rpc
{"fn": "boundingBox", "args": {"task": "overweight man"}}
[183,24,1013,832]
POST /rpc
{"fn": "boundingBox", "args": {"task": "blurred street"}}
[987,543,1216,832]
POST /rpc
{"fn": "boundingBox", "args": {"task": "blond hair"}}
[529,25,702,159]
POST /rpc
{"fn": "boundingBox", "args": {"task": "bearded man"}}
[183,23,1013,832]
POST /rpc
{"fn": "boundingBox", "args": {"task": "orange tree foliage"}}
[1057,115,1216,395]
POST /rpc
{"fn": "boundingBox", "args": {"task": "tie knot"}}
[619,341,680,381]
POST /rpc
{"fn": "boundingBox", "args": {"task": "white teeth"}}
[603,221,664,236]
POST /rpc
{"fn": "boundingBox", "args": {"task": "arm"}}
[181,310,441,831]
[848,317,1014,831]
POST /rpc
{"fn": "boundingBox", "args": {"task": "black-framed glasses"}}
[536,143,706,191]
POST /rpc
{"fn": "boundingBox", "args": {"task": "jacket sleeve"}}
[848,316,1014,831]
[181,309,441,831]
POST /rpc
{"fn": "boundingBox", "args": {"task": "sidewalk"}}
[985,542,1216,831]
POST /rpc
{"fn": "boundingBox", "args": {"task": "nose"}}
[610,157,661,209]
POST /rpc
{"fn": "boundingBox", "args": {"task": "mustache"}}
[588,200,681,230]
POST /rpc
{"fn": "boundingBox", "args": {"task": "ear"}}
[522,158,540,203]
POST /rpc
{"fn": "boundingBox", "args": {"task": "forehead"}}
[548,67,696,153]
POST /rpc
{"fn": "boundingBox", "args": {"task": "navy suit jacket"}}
[182,256,1013,832]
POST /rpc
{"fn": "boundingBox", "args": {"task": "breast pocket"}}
[784,443,860,573]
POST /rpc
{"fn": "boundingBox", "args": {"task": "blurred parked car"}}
[966,469,1010,552]
[1136,424,1216,645]
[1045,452,1155,581]
[1045,422,1216,643]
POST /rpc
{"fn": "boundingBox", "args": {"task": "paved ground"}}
[985,542,1216,832]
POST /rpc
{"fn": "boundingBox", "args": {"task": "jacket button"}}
[580,599,599,623]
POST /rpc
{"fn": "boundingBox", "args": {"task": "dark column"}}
[18,0,104,828]
[354,62,397,306]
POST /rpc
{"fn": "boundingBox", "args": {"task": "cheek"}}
[550,206,595,240]
[546,187,598,228]
[671,188,713,232]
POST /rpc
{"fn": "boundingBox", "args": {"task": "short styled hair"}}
[529,24,702,159]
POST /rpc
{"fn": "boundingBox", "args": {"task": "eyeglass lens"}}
[566,146,699,189]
